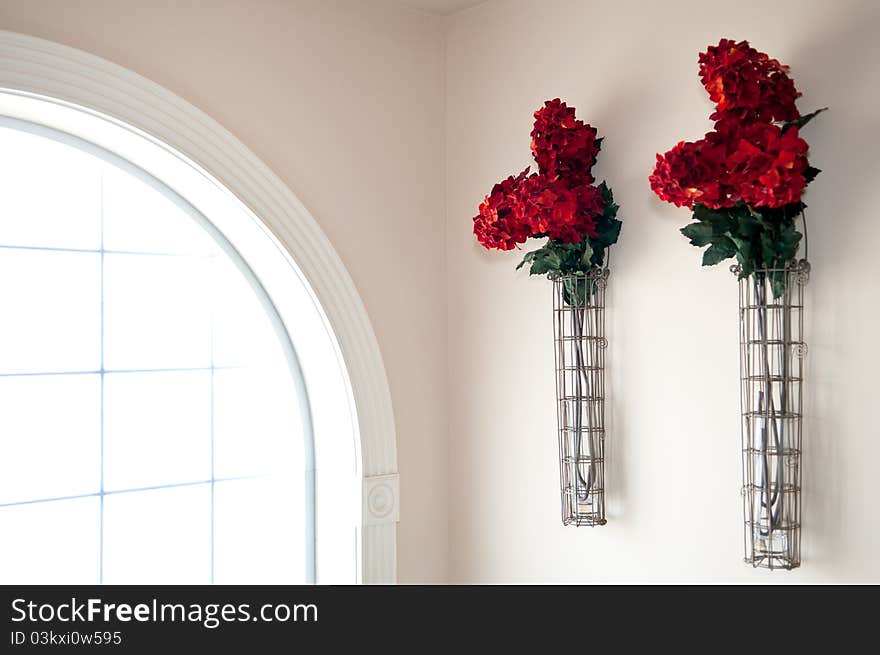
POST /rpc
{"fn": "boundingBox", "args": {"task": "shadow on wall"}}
[788,7,880,571]
[577,86,659,525]
[567,93,630,526]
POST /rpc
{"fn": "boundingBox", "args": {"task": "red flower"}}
[519,174,603,242]
[649,138,734,209]
[650,119,810,211]
[565,182,604,240]
[726,123,809,208]
[473,168,532,250]
[531,99,599,181]
[474,100,608,251]
[651,40,814,212]
[699,39,801,123]
[474,169,605,250]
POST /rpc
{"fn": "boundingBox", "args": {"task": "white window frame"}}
[0,30,399,584]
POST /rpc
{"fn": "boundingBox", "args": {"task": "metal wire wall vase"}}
[553,269,609,527]
[733,258,810,569]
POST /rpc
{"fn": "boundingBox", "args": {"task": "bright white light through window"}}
[0,125,310,584]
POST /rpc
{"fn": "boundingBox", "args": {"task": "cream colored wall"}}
[445,0,880,582]
[0,0,448,583]
[3,0,878,584]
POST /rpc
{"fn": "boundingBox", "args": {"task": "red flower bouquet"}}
[474,101,620,527]
[474,99,621,278]
[650,39,824,295]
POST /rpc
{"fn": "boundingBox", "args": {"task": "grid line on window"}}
[0,366,237,378]
[0,243,210,258]
[0,475,257,509]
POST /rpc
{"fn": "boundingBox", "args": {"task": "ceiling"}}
[394,0,485,15]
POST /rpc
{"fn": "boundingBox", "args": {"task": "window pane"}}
[103,485,210,584]
[0,497,99,584]
[0,249,101,374]
[104,370,211,491]
[102,166,216,255]
[0,374,100,504]
[214,478,305,584]
[213,366,303,480]
[212,254,286,368]
[0,126,102,250]
[0,126,312,585]
[103,253,212,370]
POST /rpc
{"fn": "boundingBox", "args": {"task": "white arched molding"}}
[0,31,398,583]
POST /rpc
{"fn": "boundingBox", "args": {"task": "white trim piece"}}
[361,524,398,585]
[0,30,398,583]
[364,474,401,526]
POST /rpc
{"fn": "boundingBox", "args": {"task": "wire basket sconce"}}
[733,258,810,569]
[553,268,609,527]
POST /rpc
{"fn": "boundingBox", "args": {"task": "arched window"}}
[0,120,312,584]
[0,30,399,584]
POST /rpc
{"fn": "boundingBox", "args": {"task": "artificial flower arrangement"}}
[473,100,622,527]
[473,99,622,278]
[649,38,824,296]
[650,40,823,569]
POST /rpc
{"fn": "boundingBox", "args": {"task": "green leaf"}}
[770,270,787,299]
[735,211,761,237]
[597,182,619,218]
[702,236,737,266]
[595,218,622,248]
[684,200,805,281]
[778,226,802,262]
[693,203,726,224]
[786,201,806,217]
[693,203,734,234]
[563,277,590,306]
[595,137,604,152]
[515,250,537,271]
[731,236,750,255]
[580,241,594,267]
[680,222,715,247]
[781,107,828,134]
[780,226,802,248]
[530,254,557,275]
[804,166,821,184]
[730,236,753,277]
[759,231,778,266]
[589,182,622,255]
